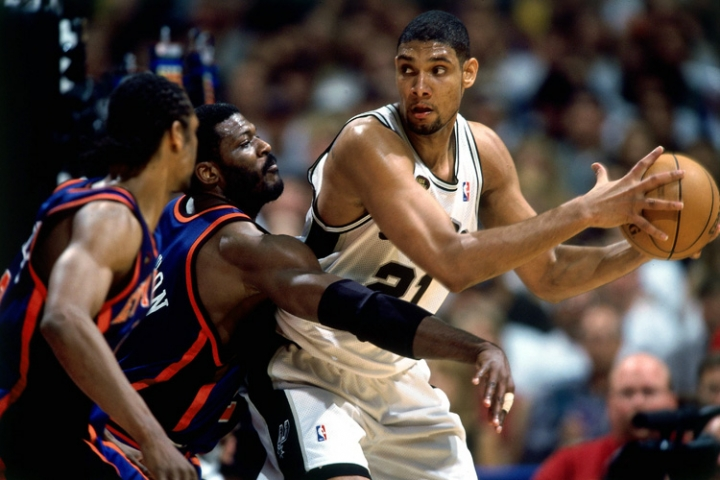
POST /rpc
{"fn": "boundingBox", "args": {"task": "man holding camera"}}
[533,352,677,480]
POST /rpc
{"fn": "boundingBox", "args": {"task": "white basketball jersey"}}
[274,104,483,377]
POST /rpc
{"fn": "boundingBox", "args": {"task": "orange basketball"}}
[620,152,720,260]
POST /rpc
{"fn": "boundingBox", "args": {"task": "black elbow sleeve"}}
[317,279,429,359]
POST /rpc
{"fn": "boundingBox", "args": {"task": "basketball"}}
[620,153,720,260]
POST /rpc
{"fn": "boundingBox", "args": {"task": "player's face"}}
[216,113,284,210]
[395,41,476,136]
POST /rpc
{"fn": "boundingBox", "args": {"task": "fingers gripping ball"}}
[621,153,720,259]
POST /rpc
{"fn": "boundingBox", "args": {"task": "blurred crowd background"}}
[2,0,720,477]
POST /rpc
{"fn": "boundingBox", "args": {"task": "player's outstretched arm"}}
[225,227,514,431]
[480,130,686,301]
[40,203,198,480]
[412,314,515,432]
[318,120,682,294]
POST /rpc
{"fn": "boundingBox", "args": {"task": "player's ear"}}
[462,58,478,89]
[169,120,186,152]
[195,161,221,186]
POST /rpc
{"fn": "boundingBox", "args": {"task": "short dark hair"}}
[87,72,194,176]
[191,102,241,193]
[195,103,240,164]
[397,10,471,63]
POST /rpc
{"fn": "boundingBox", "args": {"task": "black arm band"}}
[317,279,429,359]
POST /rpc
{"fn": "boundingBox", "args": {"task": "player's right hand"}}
[140,439,198,480]
[581,146,684,240]
[471,342,515,433]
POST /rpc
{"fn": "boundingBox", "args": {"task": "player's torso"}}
[109,196,253,452]
[0,179,157,413]
[276,105,483,377]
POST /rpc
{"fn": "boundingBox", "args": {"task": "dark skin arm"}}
[40,201,197,480]
[201,220,513,431]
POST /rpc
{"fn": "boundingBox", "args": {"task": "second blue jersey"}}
[0,177,159,477]
[108,195,256,454]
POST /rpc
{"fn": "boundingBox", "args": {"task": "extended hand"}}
[583,146,684,240]
[472,342,515,433]
[141,439,198,480]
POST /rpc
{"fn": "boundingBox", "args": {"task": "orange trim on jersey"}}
[172,195,250,224]
[88,424,150,480]
[96,309,113,334]
[0,287,45,417]
[0,270,11,305]
[131,334,208,391]
[172,383,216,432]
[219,401,237,422]
[105,253,143,311]
[47,192,135,217]
[185,213,249,366]
[83,430,124,478]
[107,272,152,329]
[88,423,100,441]
[105,424,140,450]
[52,177,85,194]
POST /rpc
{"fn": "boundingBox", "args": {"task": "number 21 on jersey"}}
[366,261,431,305]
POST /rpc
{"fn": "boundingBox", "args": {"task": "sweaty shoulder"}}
[333,115,405,154]
[72,200,144,272]
[317,115,415,224]
[330,115,415,176]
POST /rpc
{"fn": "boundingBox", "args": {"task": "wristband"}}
[317,279,429,359]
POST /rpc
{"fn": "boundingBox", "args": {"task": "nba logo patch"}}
[316,424,327,442]
[462,181,471,201]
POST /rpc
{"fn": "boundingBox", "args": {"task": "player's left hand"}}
[471,342,515,433]
[104,428,151,477]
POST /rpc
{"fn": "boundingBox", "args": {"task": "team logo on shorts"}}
[316,424,327,442]
[277,420,290,458]
[462,181,471,202]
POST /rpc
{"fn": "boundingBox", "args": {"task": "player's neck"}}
[407,126,457,182]
[102,172,173,232]
[192,190,233,212]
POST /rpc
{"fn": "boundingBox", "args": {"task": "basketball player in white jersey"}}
[249,10,689,480]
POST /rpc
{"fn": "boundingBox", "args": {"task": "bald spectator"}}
[532,352,677,480]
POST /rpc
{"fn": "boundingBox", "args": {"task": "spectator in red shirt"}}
[532,352,677,480]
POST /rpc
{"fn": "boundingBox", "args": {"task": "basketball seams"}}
[673,159,717,257]
[668,153,681,257]
[621,152,718,259]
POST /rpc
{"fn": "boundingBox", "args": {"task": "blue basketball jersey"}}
[0,177,158,477]
[107,195,256,455]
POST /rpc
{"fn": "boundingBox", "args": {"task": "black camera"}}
[605,405,720,480]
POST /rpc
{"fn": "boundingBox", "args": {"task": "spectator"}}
[532,352,678,480]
